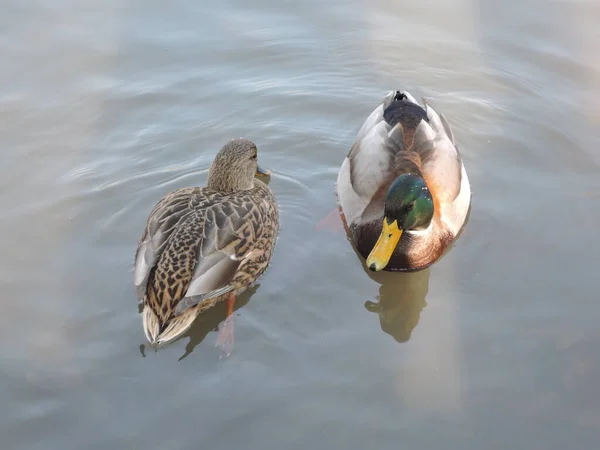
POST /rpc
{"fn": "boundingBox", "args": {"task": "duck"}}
[336,90,471,272]
[133,138,279,354]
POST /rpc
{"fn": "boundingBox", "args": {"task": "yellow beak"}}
[256,165,271,177]
[366,218,403,271]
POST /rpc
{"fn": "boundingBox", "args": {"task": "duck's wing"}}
[171,193,271,316]
[133,187,205,304]
[411,100,463,204]
[347,96,402,200]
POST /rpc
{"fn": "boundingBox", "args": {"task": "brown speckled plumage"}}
[134,139,279,345]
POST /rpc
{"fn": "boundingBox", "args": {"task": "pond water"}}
[2,0,600,448]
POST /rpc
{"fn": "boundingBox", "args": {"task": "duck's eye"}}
[251,153,257,160]
[406,203,414,212]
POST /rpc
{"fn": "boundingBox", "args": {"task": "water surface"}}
[2,0,600,448]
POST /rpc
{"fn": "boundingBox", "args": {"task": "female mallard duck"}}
[133,138,279,354]
[336,90,471,272]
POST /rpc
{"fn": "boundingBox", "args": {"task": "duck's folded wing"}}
[347,120,399,199]
[412,102,463,203]
[133,188,202,304]
[173,198,264,316]
[354,101,385,144]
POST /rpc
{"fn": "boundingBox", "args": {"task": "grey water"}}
[2,0,600,449]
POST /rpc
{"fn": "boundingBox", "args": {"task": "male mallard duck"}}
[336,91,471,272]
[133,138,279,354]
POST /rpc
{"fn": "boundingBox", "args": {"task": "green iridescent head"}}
[384,173,434,231]
[366,173,434,271]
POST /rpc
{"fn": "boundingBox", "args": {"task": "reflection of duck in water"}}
[364,270,430,343]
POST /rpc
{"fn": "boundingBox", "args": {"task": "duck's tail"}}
[383,91,429,130]
[142,304,199,347]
